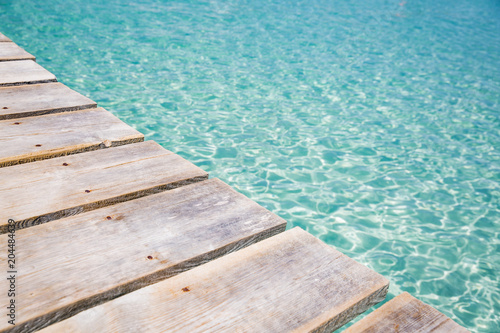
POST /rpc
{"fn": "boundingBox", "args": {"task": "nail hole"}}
[147,256,153,260]
[85,190,91,193]
[35,144,42,147]
[182,287,190,292]
[62,163,69,166]
[106,216,112,220]
[2,107,7,109]
[13,122,20,125]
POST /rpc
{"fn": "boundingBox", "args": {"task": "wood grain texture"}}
[0,141,208,233]
[0,82,97,120]
[344,292,470,333]
[0,42,35,61]
[0,32,11,42]
[0,107,143,167]
[0,178,286,333]
[40,228,389,333]
[0,60,56,86]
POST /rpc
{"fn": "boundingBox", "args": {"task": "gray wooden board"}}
[0,140,208,233]
[0,42,35,61]
[0,60,56,86]
[0,107,143,167]
[0,82,97,120]
[0,32,11,42]
[40,228,389,333]
[344,292,470,333]
[0,178,286,333]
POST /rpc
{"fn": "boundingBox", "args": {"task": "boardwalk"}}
[0,32,468,333]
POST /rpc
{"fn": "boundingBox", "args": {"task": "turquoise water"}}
[2,0,499,331]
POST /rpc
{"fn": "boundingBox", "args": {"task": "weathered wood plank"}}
[0,141,208,233]
[0,60,56,86]
[0,32,11,42]
[0,82,97,120]
[0,178,286,333]
[0,107,143,167]
[0,42,35,61]
[344,292,470,333]
[40,228,389,333]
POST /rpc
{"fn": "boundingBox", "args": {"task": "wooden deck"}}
[0,179,286,332]
[0,32,469,333]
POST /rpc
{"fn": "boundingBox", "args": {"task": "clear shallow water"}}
[1,0,499,331]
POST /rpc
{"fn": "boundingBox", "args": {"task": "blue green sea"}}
[1,0,499,331]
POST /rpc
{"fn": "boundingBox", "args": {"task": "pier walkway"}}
[0,32,468,333]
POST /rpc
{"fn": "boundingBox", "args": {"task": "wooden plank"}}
[0,32,11,42]
[0,82,97,120]
[0,42,35,61]
[40,228,389,333]
[344,292,470,333]
[0,140,208,233]
[0,60,56,86]
[0,178,286,333]
[0,107,143,167]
